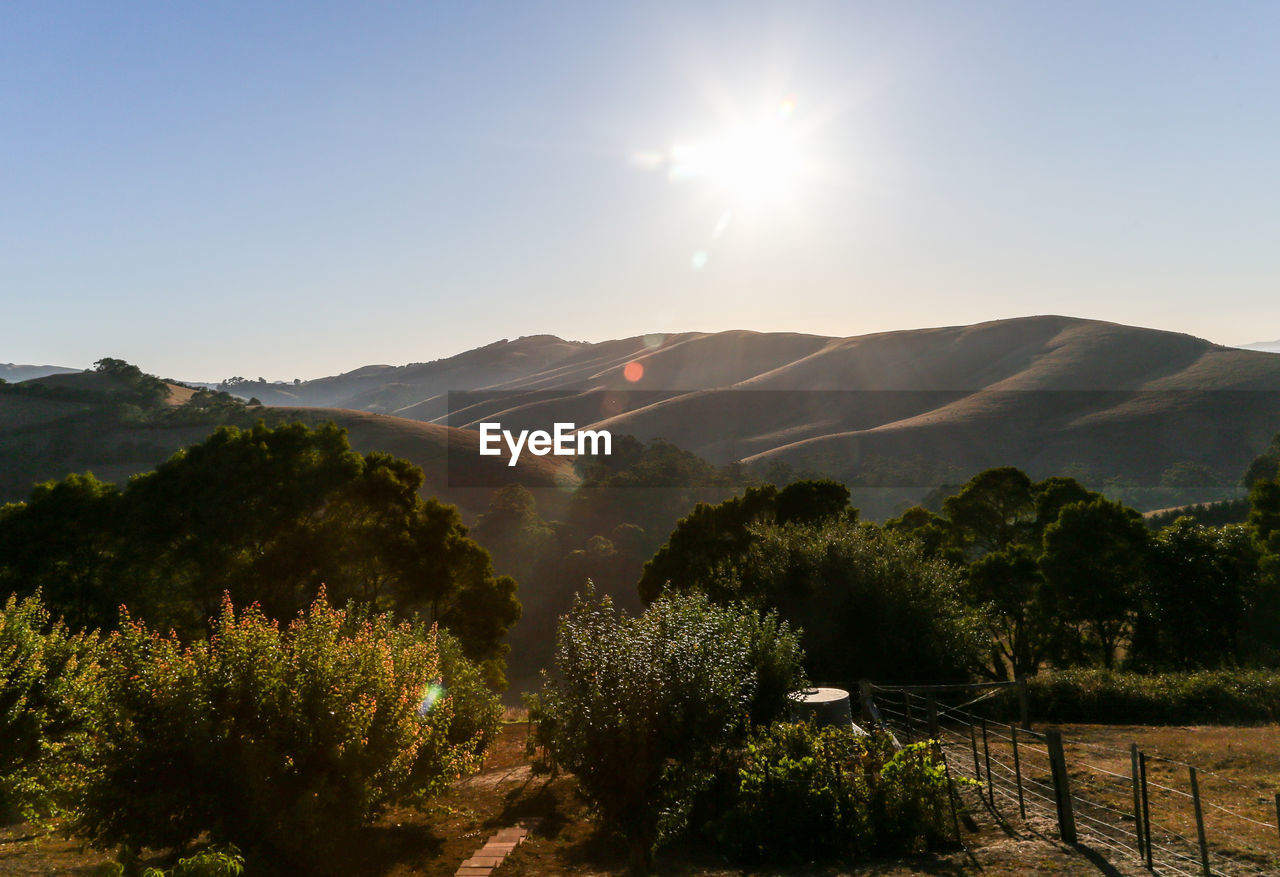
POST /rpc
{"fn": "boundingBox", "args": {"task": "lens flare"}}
[417,681,445,717]
[623,361,644,382]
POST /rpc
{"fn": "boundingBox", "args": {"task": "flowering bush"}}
[0,592,98,822]
[74,592,483,873]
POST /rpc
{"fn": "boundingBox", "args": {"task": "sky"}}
[3,1,1280,381]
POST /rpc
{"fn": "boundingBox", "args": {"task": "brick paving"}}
[454,821,536,876]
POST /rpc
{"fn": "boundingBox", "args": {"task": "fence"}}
[861,680,1280,877]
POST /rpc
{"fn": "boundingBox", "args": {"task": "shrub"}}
[714,722,952,863]
[434,626,502,761]
[538,588,805,872]
[991,669,1280,725]
[74,592,485,874]
[94,846,245,877]
[0,592,98,822]
[709,520,988,684]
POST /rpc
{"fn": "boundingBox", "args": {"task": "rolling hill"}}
[0,378,576,517]
[227,316,1280,494]
[0,363,79,382]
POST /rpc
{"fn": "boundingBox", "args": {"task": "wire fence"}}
[863,680,1280,877]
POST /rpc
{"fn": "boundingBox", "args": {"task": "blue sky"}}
[3,1,1279,380]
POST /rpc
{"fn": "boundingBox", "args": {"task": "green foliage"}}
[538,588,805,872]
[883,505,964,564]
[1040,498,1150,669]
[568,437,744,545]
[1250,477,1280,555]
[1242,432,1280,489]
[0,473,124,630]
[773,478,852,526]
[637,485,779,605]
[637,480,856,605]
[966,545,1047,679]
[0,593,98,822]
[0,422,519,678]
[73,593,483,873]
[711,519,987,684]
[713,722,950,863]
[1145,498,1252,530]
[943,467,1037,555]
[434,626,503,759]
[1008,668,1280,725]
[137,846,245,877]
[1130,521,1257,670]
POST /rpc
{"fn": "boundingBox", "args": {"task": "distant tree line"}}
[637,455,1280,683]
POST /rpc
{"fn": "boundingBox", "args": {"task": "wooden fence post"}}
[858,679,876,723]
[1140,752,1153,869]
[904,690,914,741]
[1011,724,1025,819]
[939,745,964,844]
[1016,675,1030,730]
[1046,730,1077,844]
[981,718,994,807]
[1189,766,1210,877]
[1130,743,1144,859]
[969,722,982,781]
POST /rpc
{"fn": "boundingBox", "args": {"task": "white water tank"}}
[790,687,865,734]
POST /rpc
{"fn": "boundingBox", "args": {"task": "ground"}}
[3,723,1273,876]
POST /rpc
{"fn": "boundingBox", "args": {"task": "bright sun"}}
[666,99,808,204]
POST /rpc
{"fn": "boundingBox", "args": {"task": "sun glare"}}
[665,99,808,204]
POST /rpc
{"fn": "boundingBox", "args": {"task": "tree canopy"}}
[0,421,519,683]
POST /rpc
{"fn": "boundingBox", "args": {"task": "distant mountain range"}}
[6,316,1280,512]
[1241,339,1280,354]
[227,315,1280,490]
[0,363,80,382]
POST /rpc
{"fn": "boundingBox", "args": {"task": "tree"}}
[883,506,963,563]
[1129,520,1256,670]
[92,358,169,407]
[717,520,986,684]
[467,485,555,587]
[0,474,124,630]
[1039,499,1150,668]
[637,480,856,604]
[943,467,1037,556]
[638,485,779,604]
[538,588,805,873]
[1032,476,1101,536]
[1242,432,1280,489]
[774,478,852,526]
[1245,477,1280,664]
[0,422,520,682]
[966,545,1048,679]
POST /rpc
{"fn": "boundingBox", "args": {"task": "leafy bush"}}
[714,722,952,863]
[95,846,245,877]
[709,520,988,684]
[435,626,502,760]
[994,669,1280,725]
[537,588,805,872]
[74,592,485,874]
[0,592,98,822]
